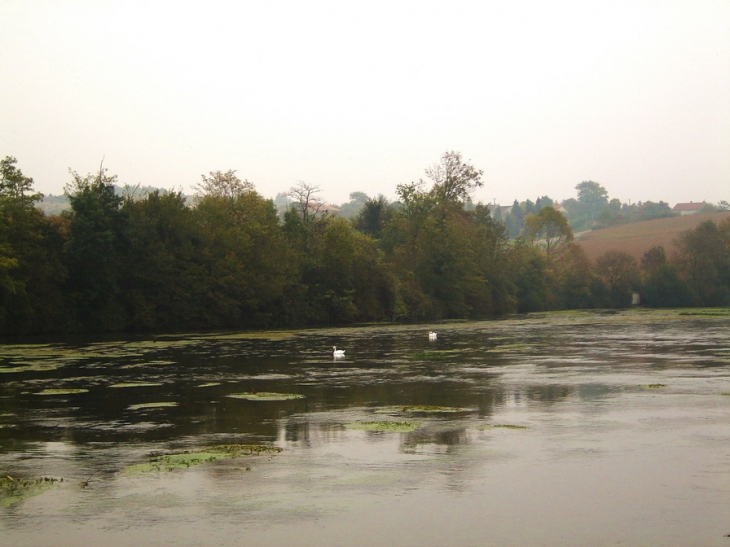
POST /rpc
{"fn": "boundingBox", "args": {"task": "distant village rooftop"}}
[672,202,707,215]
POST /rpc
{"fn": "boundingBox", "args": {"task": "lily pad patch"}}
[109,382,163,388]
[226,392,304,401]
[1,476,63,507]
[128,402,178,410]
[0,361,63,374]
[121,444,283,474]
[375,405,468,414]
[641,384,668,389]
[34,388,89,396]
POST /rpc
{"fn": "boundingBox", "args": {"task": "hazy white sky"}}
[2,0,729,207]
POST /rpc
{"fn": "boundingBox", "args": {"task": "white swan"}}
[332,346,346,357]
[429,331,438,341]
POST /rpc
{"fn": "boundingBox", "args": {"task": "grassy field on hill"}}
[575,211,730,262]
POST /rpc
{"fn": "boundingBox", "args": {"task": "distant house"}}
[552,203,568,215]
[672,202,706,215]
[490,204,512,217]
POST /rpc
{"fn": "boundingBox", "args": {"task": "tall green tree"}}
[575,181,609,216]
[194,175,294,328]
[63,166,128,331]
[509,240,551,312]
[194,169,254,199]
[0,157,66,334]
[120,190,206,330]
[555,243,595,309]
[354,194,392,239]
[384,153,507,319]
[674,220,730,305]
[523,206,573,261]
[426,151,483,223]
[593,250,639,308]
[639,245,693,307]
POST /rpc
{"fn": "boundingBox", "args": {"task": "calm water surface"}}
[1,310,729,546]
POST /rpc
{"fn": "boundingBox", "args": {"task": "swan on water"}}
[332,346,345,357]
[429,331,438,341]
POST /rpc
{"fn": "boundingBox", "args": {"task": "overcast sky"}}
[2,1,729,207]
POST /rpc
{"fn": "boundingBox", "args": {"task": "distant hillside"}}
[575,212,730,262]
[37,194,70,215]
[37,185,183,215]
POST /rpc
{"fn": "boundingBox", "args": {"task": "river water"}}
[1,309,729,546]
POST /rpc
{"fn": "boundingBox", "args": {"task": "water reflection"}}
[1,311,730,546]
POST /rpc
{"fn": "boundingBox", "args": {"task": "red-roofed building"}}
[672,202,706,215]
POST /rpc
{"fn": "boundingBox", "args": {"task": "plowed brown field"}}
[574,211,730,262]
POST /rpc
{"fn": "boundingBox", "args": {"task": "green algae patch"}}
[0,360,64,374]
[226,392,305,401]
[120,360,176,370]
[375,405,468,414]
[345,421,420,432]
[122,452,226,473]
[209,444,284,456]
[678,309,730,317]
[128,402,178,410]
[641,384,668,389]
[121,444,283,474]
[196,382,221,388]
[1,476,63,507]
[33,388,88,396]
[109,382,163,388]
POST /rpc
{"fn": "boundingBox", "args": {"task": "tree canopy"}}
[1,153,727,335]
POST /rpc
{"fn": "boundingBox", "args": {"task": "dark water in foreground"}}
[1,309,729,546]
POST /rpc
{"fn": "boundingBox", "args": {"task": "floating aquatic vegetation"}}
[196,382,221,388]
[120,360,176,370]
[128,402,179,410]
[210,444,284,456]
[678,309,730,317]
[109,382,163,388]
[122,452,225,473]
[0,476,63,507]
[642,384,668,389]
[33,388,89,396]
[0,361,63,374]
[345,421,420,432]
[226,392,305,401]
[121,444,283,474]
[119,362,149,370]
[375,405,468,414]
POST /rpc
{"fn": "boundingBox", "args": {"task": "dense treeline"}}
[1,153,729,335]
